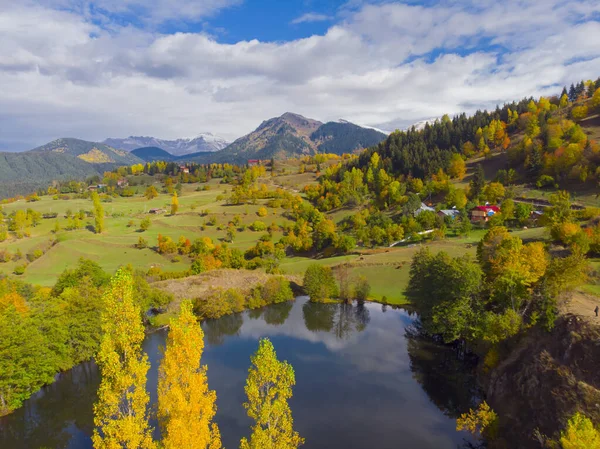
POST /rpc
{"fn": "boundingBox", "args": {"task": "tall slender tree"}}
[171,191,179,215]
[92,269,154,449]
[158,301,221,449]
[91,191,105,234]
[240,338,304,449]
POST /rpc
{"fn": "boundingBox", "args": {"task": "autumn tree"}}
[91,191,105,234]
[448,153,466,180]
[559,412,600,449]
[171,192,179,215]
[92,269,154,449]
[145,185,158,200]
[158,301,221,449]
[240,338,304,449]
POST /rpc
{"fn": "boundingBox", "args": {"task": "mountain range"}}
[103,133,229,156]
[183,113,388,163]
[0,113,388,197]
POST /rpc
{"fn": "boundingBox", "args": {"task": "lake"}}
[0,297,480,448]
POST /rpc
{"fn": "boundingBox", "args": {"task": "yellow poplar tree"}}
[171,192,179,215]
[92,269,154,449]
[157,301,221,449]
[240,338,304,449]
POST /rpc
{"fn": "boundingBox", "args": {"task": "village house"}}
[414,202,435,217]
[437,209,460,220]
[179,165,190,174]
[470,205,500,223]
[248,159,260,167]
[117,178,129,188]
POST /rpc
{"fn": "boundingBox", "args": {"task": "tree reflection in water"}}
[263,301,293,326]
[303,300,370,339]
[0,361,99,449]
[405,323,481,419]
[202,313,244,346]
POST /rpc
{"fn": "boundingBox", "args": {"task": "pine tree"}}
[240,339,304,449]
[92,269,154,449]
[568,83,576,102]
[469,164,485,199]
[158,301,221,449]
[171,192,179,215]
[91,191,105,234]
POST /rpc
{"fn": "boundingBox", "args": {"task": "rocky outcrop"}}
[486,315,600,447]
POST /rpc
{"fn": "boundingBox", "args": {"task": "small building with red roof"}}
[470,205,500,223]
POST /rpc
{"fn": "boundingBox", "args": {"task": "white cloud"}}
[1,0,599,150]
[291,12,333,25]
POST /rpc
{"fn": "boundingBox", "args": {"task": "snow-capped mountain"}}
[103,133,229,156]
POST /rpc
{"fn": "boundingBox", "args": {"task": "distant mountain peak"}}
[103,133,229,156]
[188,112,387,164]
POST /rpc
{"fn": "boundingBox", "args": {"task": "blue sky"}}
[1,0,600,150]
[170,0,343,43]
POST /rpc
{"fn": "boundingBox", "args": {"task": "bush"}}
[260,276,294,304]
[353,275,371,301]
[136,236,148,249]
[26,249,44,262]
[303,264,339,302]
[13,265,26,275]
[250,221,267,232]
[257,207,268,217]
[194,288,246,319]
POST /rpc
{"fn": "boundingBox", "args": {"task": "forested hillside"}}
[30,138,142,165]
[0,152,108,198]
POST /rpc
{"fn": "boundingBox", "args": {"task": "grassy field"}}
[0,170,553,305]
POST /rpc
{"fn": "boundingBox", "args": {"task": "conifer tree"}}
[91,191,105,234]
[92,269,154,449]
[171,191,179,215]
[240,339,304,449]
[158,301,221,449]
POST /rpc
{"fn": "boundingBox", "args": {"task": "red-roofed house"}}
[470,205,500,223]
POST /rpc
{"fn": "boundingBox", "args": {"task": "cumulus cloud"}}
[291,12,333,25]
[0,0,599,150]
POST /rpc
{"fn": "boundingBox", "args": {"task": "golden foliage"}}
[560,412,600,449]
[456,401,498,439]
[240,339,304,449]
[78,148,115,163]
[92,269,154,449]
[158,301,221,449]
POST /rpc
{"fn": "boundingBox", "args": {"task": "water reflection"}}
[0,298,477,449]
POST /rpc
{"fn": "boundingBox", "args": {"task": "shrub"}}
[303,264,339,302]
[26,249,44,262]
[13,265,26,276]
[260,276,294,304]
[136,237,148,249]
[139,217,151,231]
[250,221,266,232]
[353,275,371,301]
[257,207,268,217]
[194,288,246,319]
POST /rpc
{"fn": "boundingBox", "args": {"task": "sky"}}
[1,0,600,151]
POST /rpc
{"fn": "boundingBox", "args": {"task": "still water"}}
[0,298,480,449]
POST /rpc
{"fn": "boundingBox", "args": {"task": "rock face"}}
[486,315,600,447]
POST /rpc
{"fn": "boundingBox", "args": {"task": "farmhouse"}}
[179,165,190,174]
[414,202,435,217]
[149,208,165,214]
[437,209,460,220]
[248,159,260,167]
[470,205,500,223]
[117,178,129,188]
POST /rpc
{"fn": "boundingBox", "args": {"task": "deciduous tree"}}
[240,339,304,449]
[158,301,221,449]
[92,269,154,449]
